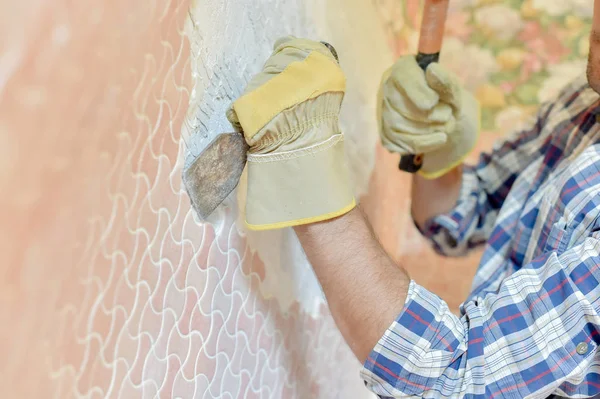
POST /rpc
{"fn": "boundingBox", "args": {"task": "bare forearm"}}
[411,165,463,229]
[294,207,410,362]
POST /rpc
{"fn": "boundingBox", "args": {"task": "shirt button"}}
[448,236,458,248]
[576,342,589,355]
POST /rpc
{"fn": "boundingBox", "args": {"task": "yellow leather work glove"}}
[226,37,355,230]
[378,55,480,179]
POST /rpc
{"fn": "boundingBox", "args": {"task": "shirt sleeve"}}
[361,233,600,398]
[418,102,554,257]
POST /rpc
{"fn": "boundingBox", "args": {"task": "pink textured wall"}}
[1,1,368,397]
[5,0,568,396]
[2,1,192,396]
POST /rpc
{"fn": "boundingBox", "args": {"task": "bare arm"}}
[293,167,462,362]
[293,207,410,362]
[411,166,463,230]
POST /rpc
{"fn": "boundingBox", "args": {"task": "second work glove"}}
[227,37,355,230]
[378,56,480,179]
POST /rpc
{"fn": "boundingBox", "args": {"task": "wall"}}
[1,0,592,397]
[1,0,389,397]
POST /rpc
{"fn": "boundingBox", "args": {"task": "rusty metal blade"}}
[183,132,248,220]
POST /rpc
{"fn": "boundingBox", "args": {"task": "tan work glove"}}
[227,37,355,230]
[378,56,480,179]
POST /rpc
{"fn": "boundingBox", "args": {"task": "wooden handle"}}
[418,0,449,55]
[399,0,450,173]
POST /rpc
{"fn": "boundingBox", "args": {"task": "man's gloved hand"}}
[378,55,480,179]
[226,37,355,230]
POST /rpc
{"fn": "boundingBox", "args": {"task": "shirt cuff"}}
[361,280,465,397]
[414,166,482,256]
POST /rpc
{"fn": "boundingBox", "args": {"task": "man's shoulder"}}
[547,74,597,116]
[537,76,600,186]
[555,74,590,100]
[536,75,600,141]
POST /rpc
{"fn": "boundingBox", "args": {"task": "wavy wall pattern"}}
[3,0,589,397]
[2,0,384,397]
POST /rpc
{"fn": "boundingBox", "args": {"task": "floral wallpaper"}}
[373,0,593,134]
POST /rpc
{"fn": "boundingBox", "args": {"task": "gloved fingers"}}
[401,131,448,153]
[262,48,307,75]
[382,130,448,154]
[273,36,330,55]
[270,37,337,67]
[382,119,448,139]
[382,110,449,137]
[244,37,338,96]
[273,35,297,50]
[428,102,453,123]
[387,56,439,112]
[383,86,453,123]
[230,36,346,141]
[225,106,242,132]
[425,63,463,109]
[381,98,455,133]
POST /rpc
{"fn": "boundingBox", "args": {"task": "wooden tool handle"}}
[399,0,450,173]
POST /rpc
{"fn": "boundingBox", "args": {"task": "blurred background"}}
[365,0,593,315]
[0,0,592,397]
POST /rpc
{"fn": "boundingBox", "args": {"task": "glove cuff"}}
[248,93,343,153]
[244,134,355,230]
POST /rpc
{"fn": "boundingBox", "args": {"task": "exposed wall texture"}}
[0,0,593,398]
[1,0,388,397]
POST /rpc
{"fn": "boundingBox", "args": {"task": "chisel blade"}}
[183,132,248,220]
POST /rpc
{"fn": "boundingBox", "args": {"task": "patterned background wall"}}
[0,0,593,398]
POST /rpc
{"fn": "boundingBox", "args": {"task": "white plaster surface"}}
[185,0,393,316]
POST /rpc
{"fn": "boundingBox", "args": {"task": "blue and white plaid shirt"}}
[362,75,600,398]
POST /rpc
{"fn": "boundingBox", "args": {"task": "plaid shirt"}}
[362,75,600,398]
